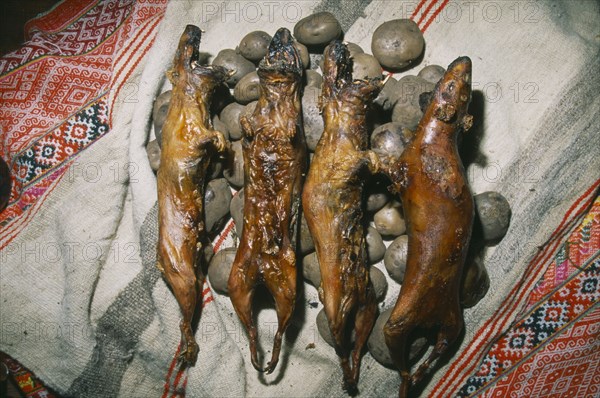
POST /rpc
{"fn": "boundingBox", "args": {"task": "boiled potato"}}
[366,226,386,264]
[374,201,406,237]
[204,178,233,233]
[370,266,388,301]
[293,12,342,46]
[234,71,260,104]
[299,213,315,255]
[384,235,408,283]
[207,247,237,295]
[212,49,255,87]
[418,64,445,84]
[352,53,382,80]
[238,31,271,62]
[146,139,161,172]
[371,19,424,70]
[220,102,245,141]
[302,252,321,287]
[371,122,413,159]
[293,41,310,69]
[474,191,512,243]
[223,140,244,188]
[212,114,230,141]
[345,42,364,57]
[152,90,172,146]
[374,76,400,111]
[367,307,427,367]
[460,254,490,308]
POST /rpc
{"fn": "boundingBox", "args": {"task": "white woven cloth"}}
[1,1,598,396]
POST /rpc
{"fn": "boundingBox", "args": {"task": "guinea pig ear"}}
[433,103,456,122]
[462,114,474,132]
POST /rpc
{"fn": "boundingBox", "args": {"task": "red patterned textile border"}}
[1,354,57,398]
[0,0,167,248]
[431,185,600,396]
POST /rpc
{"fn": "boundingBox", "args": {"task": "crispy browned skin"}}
[228,28,306,374]
[156,25,229,366]
[382,57,474,398]
[302,41,383,393]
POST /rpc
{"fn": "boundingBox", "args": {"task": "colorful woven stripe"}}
[0,0,167,248]
[456,197,600,397]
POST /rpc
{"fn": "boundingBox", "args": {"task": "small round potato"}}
[460,254,490,308]
[299,213,315,255]
[370,122,413,159]
[474,191,512,243]
[152,90,172,146]
[374,76,400,111]
[238,31,272,62]
[212,114,230,141]
[230,188,244,236]
[374,201,406,237]
[234,71,260,104]
[366,178,391,213]
[391,75,434,129]
[371,19,424,70]
[220,102,245,141]
[316,308,356,348]
[352,53,382,80]
[418,64,445,84]
[384,235,408,283]
[367,307,427,367]
[302,252,321,287]
[366,191,390,213]
[302,86,325,152]
[293,41,310,69]
[391,102,422,130]
[366,226,386,264]
[316,308,335,347]
[396,75,435,108]
[223,140,244,189]
[146,139,161,172]
[240,100,258,130]
[305,69,323,88]
[370,266,388,301]
[345,42,364,57]
[212,49,255,87]
[293,12,342,46]
[208,247,238,295]
[207,158,224,180]
[204,178,233,233]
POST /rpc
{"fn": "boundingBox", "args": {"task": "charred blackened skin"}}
[382,56,474,398]
[228,27,306,374]
[156,25,229,366]
[303,41,384,394]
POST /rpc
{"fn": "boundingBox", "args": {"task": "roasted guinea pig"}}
[302,41,384,393]
[156,25,229,366]
[227,27,306,374]
[382,57,474,398]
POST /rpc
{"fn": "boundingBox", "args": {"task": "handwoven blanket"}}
[0,1,599,397]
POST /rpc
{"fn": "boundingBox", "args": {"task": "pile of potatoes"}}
[148,12,511,369]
